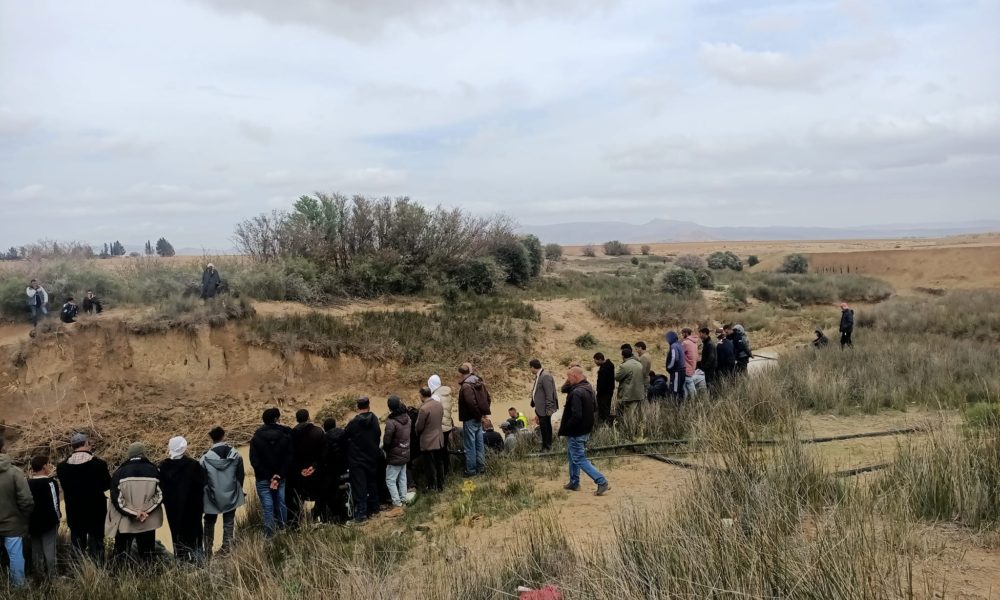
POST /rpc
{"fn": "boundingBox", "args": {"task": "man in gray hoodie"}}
[201,426,245,558]
[0,437,34,588]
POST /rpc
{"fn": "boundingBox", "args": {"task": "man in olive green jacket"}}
[0,437,34,588]
[614,347,645,416]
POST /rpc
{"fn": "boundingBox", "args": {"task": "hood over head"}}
[0,454,10,472]
[168,436,188,460]
[733,324,746,335]
[428,375,441,393]
[666,331,679,344]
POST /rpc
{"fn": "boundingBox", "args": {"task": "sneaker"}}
[563,482,580,491]
[595,482,610,496]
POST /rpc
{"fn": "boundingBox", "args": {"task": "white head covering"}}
[428,374,441,394]
[168,436,188,460]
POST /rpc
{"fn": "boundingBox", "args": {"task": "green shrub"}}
[865,291,1000,341]
[493,239,533,286]
[603,240,631,256]
[707,251,743,271]
[727,282,749,305]
[779,253,809,274]
[661,268,700,296]
[589,292,707,328]
[574,332,598,349]
[630,257,639,265]
[747,255,760,267]
[448,258,504,295]
[965,403,1000,429]
[544,243,563,261]
[520,234,544,277]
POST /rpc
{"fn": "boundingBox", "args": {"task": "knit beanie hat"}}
[126,442,146,459]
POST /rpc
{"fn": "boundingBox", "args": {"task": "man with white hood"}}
[428,374,455,458]
[158,436,206,563]
[201,426,245,558]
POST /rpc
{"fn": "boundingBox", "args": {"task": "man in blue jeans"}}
[0,436,34,588]
[558,367,610,496]
[249,408,292,537]
[457,363,491,477]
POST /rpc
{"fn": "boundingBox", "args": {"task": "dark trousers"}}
[538,415,553,450]
[170,525,202,563]
[315,473,350,524]
[669,370,686,401]
[112,531,155,565]
[596,392,613,424]
[285,479,311,528]
[423,448,447,491]
[349,465,379,521]
[70,523,105,564]
[840,328,853,347]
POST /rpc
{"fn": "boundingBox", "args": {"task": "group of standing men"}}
[587,324,754,422]
[0,428,245,587]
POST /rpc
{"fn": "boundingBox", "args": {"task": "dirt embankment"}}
[0,320,398,462]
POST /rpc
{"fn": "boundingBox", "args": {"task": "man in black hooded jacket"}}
[287,409,325,528]
[317,418,350,523]
[56,433,111,563]
[344,397,381,522]
[249,408,293,538]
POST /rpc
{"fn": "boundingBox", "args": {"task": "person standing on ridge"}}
[201,263,221,299]
[529,359,558,451]
[559,367,610,496]
[457,363,491,477]
[25,279,48,327]
[839,303,855,348]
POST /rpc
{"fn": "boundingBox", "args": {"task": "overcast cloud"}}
[0,0,997,248]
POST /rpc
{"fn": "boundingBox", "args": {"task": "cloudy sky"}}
[1,0,998,248]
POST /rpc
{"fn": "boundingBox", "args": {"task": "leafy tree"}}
[145,240,153,256]
[111,241,126,256]
[449,258,504,295]
[747,255,760,267]
[778,253,809,274]
[675,254,707,271]
[520,234,544,277]
[707,251,743,271]
[493,238,533,286]
[661,268,700,296]
[100,243,110,258]
[3,247,18,260]
[544,243,563,261]
[603,240,631,256]
[155,237,176,257]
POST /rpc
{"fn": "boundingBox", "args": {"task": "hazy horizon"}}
[2,0,999,247]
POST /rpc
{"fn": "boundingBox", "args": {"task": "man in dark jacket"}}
[839,303,854,348]
[0,437,34,588]
[249,407,293,538]
[647,371,669,401]
[716,328,736,378]
[27,455,60,580]
[558,367,610,496]
[383,396,411,515]
[344,398,381,522]
[60,297,79,324]
[813,329,830,348]
[529,359,559,451]
[201,263,222,299]
[82,290,103,314]
[727,324,752,373]
[287,409,325,529]
[317,418,349,523]
[592,353,615,425]
[697,327,718,393]
[457,363,491,477]
[56,433,110,563]
[159,436,206,563]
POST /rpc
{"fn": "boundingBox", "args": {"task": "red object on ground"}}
[519,585,563,600]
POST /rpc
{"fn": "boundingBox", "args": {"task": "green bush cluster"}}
[603,240,631,256]
[707,251,743,271]
[748,273,892,307]
[661,268,700,296]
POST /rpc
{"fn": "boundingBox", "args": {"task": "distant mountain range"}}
[517,219,1000,245]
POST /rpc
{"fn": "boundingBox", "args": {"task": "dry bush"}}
[863,290,1000,341]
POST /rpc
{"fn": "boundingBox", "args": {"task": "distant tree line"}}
[1,237,177,260]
